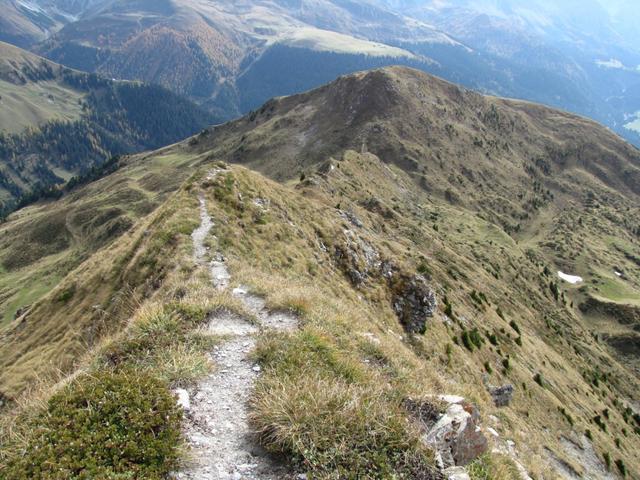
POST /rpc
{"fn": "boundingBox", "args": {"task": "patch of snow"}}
[614,271,623,277]
[596,58,626,69]
[558,271,583,284]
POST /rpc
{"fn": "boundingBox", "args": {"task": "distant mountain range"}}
[2,0,638,147]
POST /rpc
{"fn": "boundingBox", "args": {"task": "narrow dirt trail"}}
[174,188,296,480]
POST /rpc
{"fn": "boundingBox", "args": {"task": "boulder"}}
[424,397,488,469]
[488,384,514,407]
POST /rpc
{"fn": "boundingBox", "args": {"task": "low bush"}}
[509,320,521,335]
[3,371,182,479]
[615,459,627,477]
[533,373,544,387]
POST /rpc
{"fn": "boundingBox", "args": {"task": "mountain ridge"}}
[0,65,639,479]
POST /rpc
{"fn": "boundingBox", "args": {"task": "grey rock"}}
[488,384,514,407]
[174,388,191,411]
[339,209,364,228]
[424,396,488,468]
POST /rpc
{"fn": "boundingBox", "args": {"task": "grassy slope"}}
[0,41,215,210]
[0,144,210,392]
[0,41,85,132]
[0,67,639,478]
[0,78,84,134]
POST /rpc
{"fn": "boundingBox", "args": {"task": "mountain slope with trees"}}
[0,41,214,214]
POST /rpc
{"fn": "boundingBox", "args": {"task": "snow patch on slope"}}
[558,271,583,284]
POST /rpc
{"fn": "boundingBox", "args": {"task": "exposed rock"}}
[559,435,616,480]
[174,388,191,411]
[333,231,437,333]
[443,467,470,480]
[488,384,514,407]
[333,229,381,285]
[424,396,488,469]
[391,274,437,334]
[339,209,364,228]
[380,260,397,279]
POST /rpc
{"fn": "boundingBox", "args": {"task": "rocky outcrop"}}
[333,229,381,285]
[333,230,437,334]
[391,274,438,334]
[488,384,514,407]
[423,396,488,469]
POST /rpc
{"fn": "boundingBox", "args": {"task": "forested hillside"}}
[0,41,214,215]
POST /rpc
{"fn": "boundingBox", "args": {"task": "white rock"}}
[174,389,191,411]
[438,395,466,404]
[444,466,471,480]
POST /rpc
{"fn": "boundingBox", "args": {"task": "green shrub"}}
[444,300,454,318]
[461,330,474,352]
[469,329,484,349]
[56,284,76,304]
[594,415,607,433]
[615,459,627,477]
[533,373,544,387]
[3,371,182,479]
[558,407,574,426]
[509,320,521,335]
[484,361,493,374]
[604,452,611,470]
[502,358,511,373]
